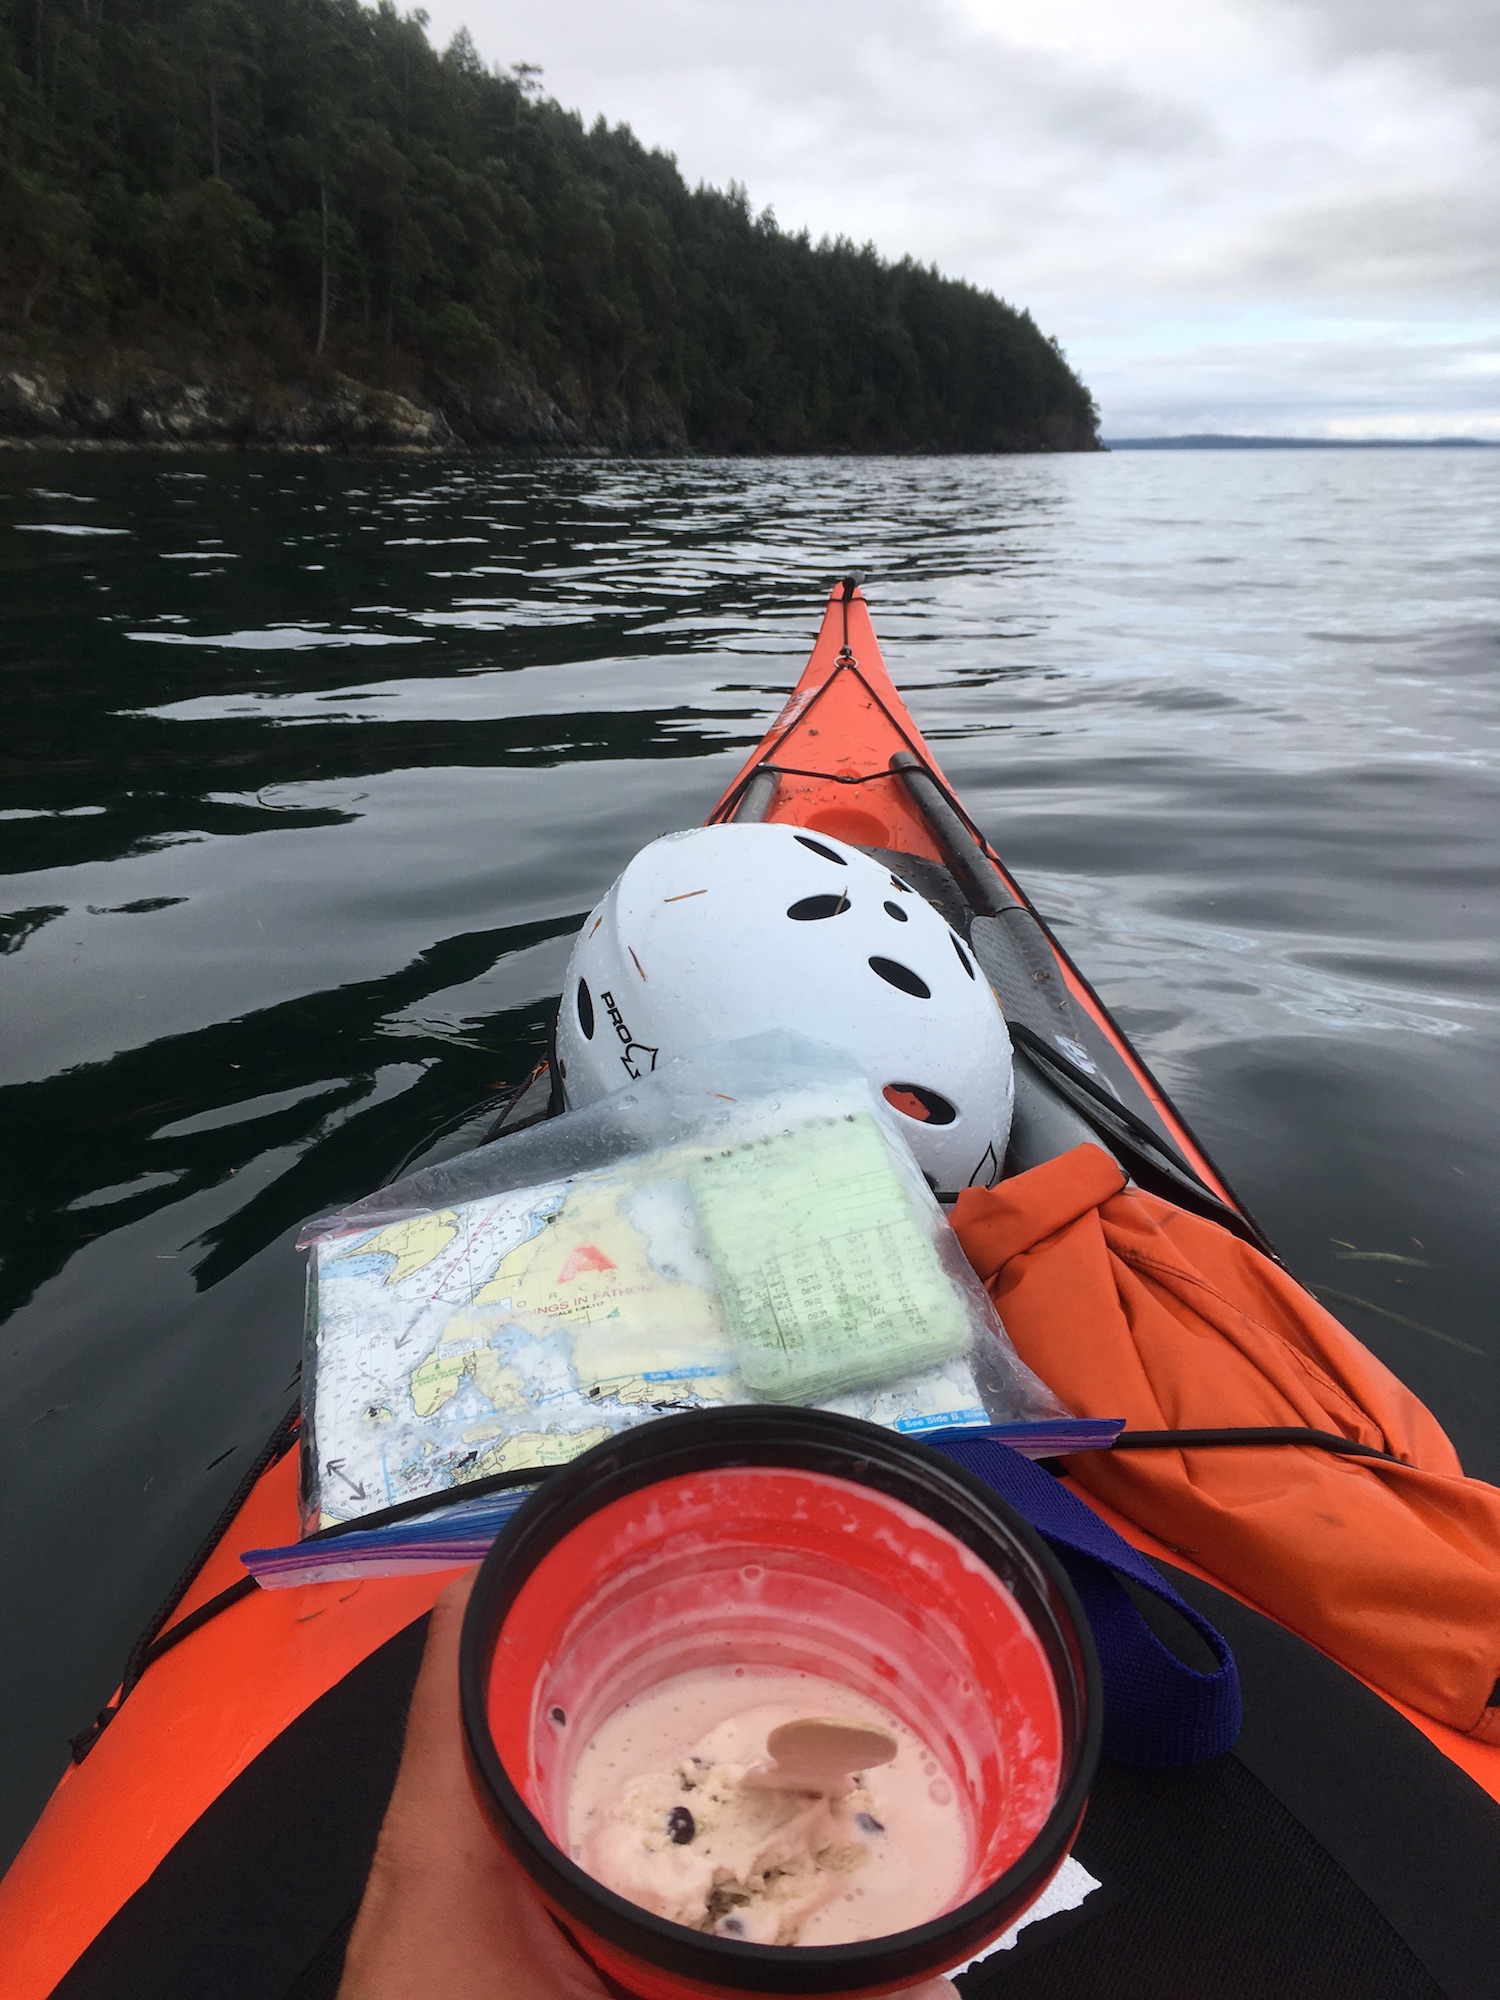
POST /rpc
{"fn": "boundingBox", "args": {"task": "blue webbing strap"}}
[925,1428,1242,1768]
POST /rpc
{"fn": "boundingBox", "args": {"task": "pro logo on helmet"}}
[600,988,659,1081]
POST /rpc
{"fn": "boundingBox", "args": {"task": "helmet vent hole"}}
[883,1083,957,1126]
[869,956,931,999]
[883,899,908,922]
[951,935,976,979]
[795,835,847,865]
[889,874,913,894]
[787,893,850,921]
[576,979,595,1039]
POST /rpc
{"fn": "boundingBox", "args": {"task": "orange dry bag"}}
[951,1144,1500,1742]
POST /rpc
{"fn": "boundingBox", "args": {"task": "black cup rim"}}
[460,1408,1101,1994]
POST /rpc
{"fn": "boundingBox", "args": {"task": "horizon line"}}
[1103,433,1499,450]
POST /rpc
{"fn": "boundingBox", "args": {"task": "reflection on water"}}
[2,448,1498,1859]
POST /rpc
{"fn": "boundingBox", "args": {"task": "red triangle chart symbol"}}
[557,1243,617,1283]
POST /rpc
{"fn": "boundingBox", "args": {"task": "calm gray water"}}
[2,447,1497,1862]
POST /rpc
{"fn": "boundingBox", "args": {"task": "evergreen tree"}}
[0,0,1099,450]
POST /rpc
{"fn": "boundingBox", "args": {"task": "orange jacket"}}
[952,1144,1500,1741]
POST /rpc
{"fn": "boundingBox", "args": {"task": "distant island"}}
[1105,435,1498,450]
[0,0,1099,455]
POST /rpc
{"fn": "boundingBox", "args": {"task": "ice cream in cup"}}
[460,1408,1100,2000]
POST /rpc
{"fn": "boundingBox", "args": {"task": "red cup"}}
[461,1408,1099,1998]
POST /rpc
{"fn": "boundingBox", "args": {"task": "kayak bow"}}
[3,583,1497,2000]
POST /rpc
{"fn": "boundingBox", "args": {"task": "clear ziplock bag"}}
[297,1031,1068,1532]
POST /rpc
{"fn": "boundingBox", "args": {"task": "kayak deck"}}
[4,584,1498,2000]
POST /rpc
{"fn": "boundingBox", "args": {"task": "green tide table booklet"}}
[688,1112,973,1404]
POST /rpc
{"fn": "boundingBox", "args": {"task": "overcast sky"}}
[419,0,1498,438]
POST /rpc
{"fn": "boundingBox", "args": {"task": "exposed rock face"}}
[0,361,695,453]
[0,358,1097,454]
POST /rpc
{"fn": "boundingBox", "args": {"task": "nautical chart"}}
[306,1167,736,1525]
[306,1143,988,1529]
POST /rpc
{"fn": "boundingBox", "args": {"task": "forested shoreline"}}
[0,0,1100,452]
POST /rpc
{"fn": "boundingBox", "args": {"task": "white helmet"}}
[555,824,1013,1196]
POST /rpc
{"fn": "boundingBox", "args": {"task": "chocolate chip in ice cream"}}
[666,1805,696,1845]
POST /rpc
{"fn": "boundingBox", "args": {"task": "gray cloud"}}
[1232,184,1500,300]
[1272,0,1500,92]
[1096,324,1500,435]
[421,0,1500,435]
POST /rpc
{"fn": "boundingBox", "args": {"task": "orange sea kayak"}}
[3,584,1497,2000]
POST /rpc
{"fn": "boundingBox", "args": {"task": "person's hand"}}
[337,1569,958,2000]
[337,1567,607,2000]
